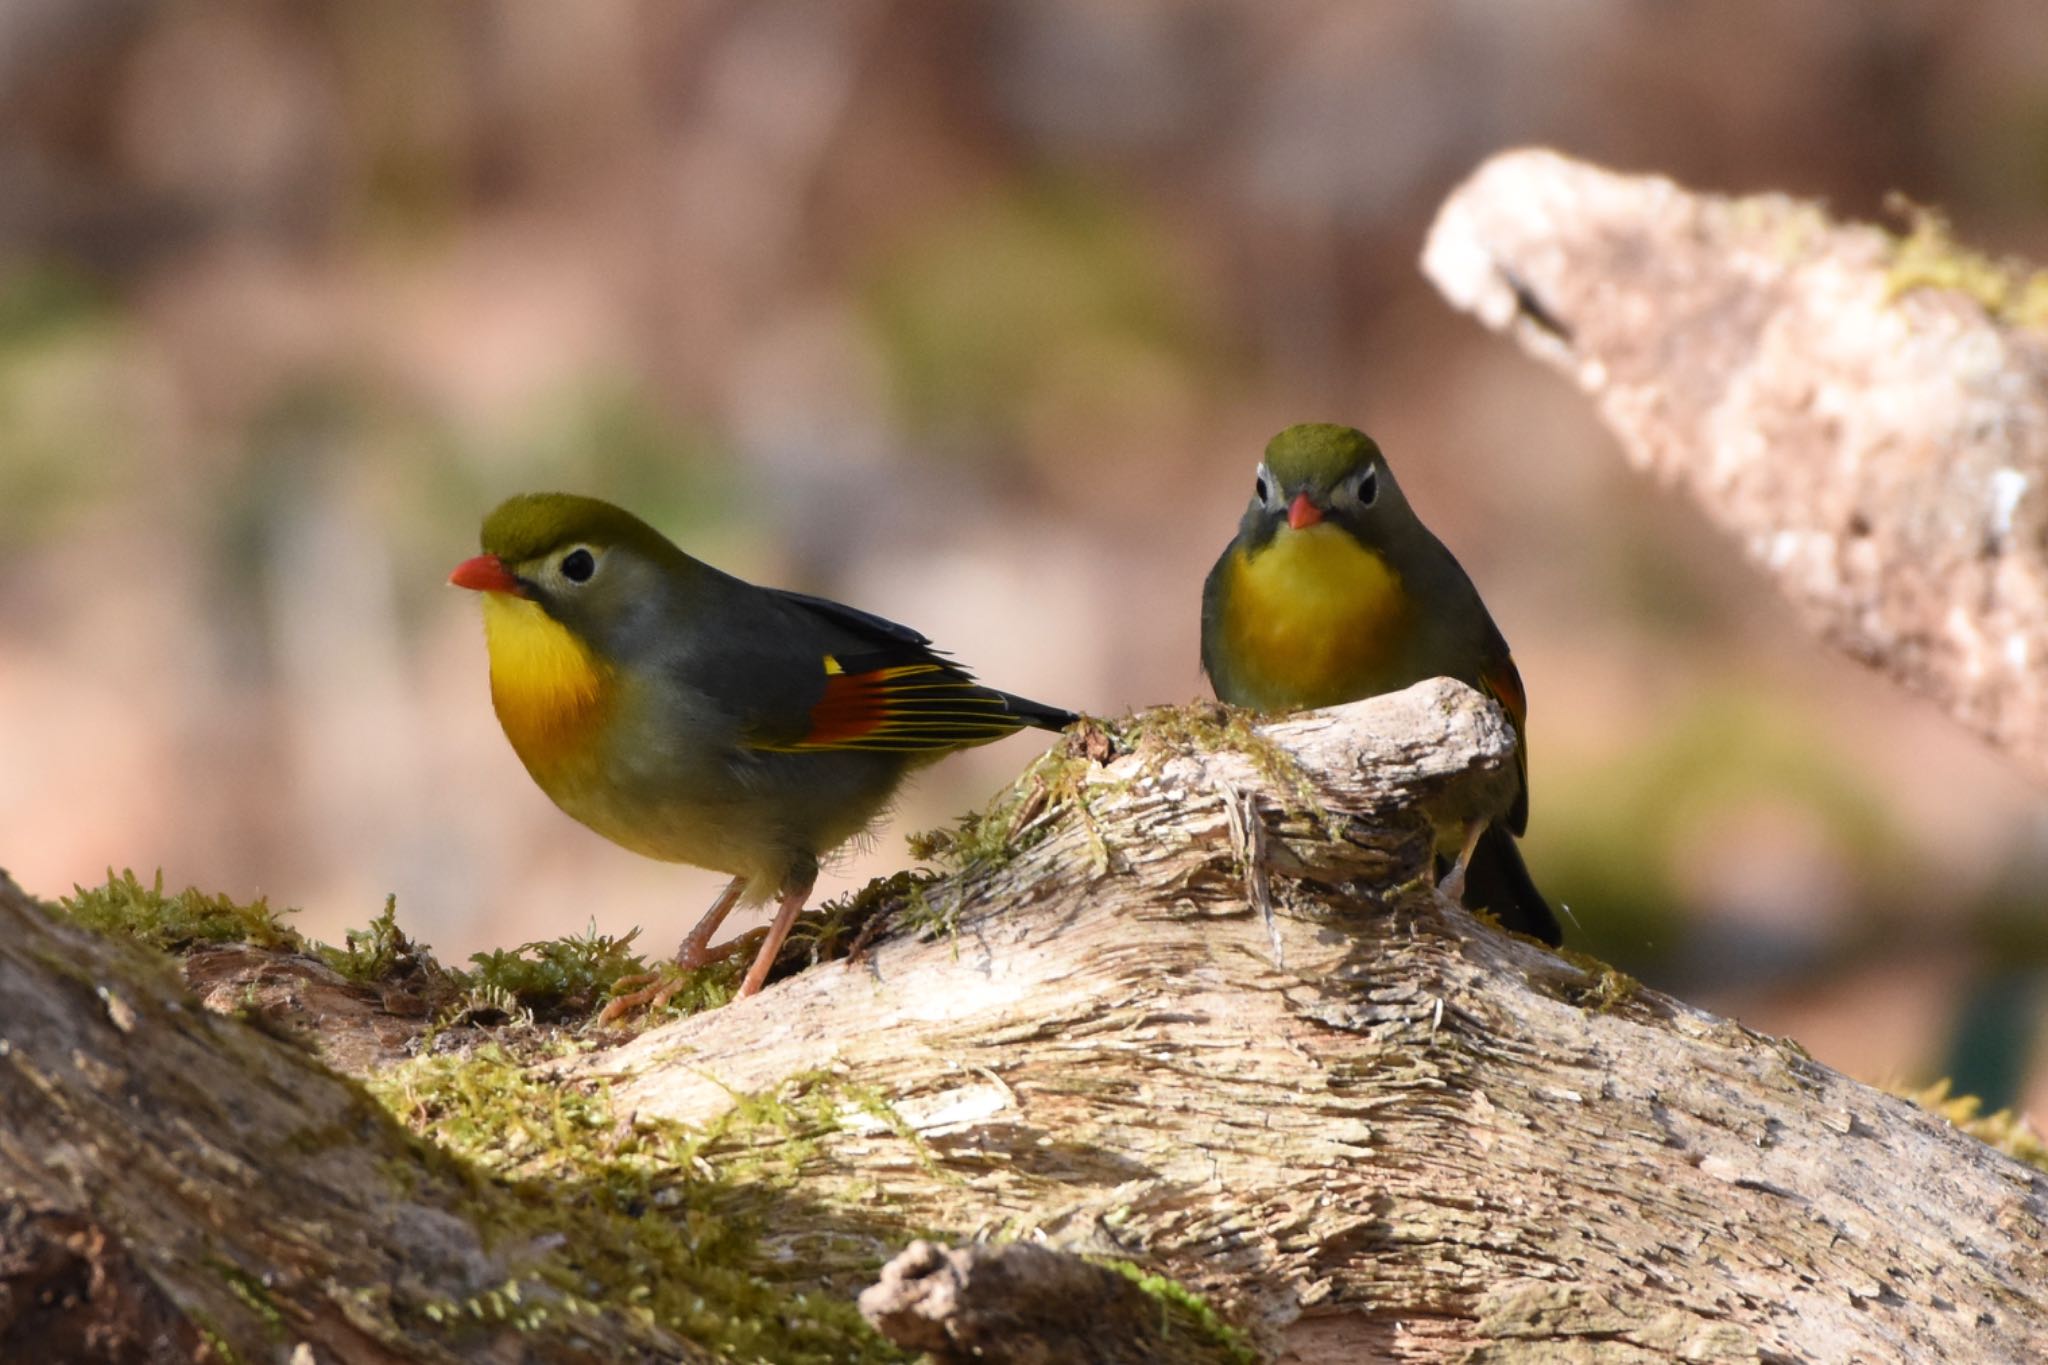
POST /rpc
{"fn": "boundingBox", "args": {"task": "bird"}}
[1199,422,1562,946]
[449,492,1077,1005]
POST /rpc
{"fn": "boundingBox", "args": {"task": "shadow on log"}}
[5,680,2046,1361]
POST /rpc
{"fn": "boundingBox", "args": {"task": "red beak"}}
[448,554,526,595]
[1287,492,1324,531]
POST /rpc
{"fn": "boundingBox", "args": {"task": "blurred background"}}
[3,0,2046,1115]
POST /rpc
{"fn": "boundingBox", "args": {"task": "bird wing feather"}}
[743,590,1040,753]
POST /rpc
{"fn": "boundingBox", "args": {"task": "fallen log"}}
[6,681,2044,1361]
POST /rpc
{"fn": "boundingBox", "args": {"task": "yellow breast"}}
[479,593,615,781]
[1220,524,1412,711]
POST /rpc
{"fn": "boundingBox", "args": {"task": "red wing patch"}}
[758,660,1024,753]
[804,666,900,745]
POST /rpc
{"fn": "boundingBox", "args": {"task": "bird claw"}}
[595,968,691,1026]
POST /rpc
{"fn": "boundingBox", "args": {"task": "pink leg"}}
[737,872,816,998]
[675,876,748,968]
[1438,820,1489,903]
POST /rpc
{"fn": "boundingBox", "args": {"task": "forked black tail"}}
[996,691,1079,734]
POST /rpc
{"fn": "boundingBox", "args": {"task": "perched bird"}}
[1199,423,1562,945]
[450,492,1076,1002]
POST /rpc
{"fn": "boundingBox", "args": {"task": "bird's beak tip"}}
[1286,492,1324,531]
[449,553,523,594]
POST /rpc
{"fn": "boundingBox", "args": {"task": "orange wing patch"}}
[759,658,1022,753]
[1478,657,1526,730]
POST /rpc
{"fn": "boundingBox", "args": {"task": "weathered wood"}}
[586,681,2048,1363]
[9,680,2046,1362]
[1423,147,2048,783]
[0,871,710,1364]
[859,1240,1240,1364]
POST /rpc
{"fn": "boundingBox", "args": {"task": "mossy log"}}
[1424,147,2048,783]
[0,877,717,1361]
[6,680,2047,1362]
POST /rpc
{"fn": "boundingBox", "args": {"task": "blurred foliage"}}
[1538,685,1903,974]
[0,263,143,548]
[1936,967,2042,1111]
[865,180,1216,449]
[507,380,740,546]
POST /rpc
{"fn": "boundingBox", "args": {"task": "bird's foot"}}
[595,968,689,1025]
[595,942,743,1026]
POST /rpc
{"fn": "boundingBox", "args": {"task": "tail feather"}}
[1456,825,1562,946]
[996,690,1078,734]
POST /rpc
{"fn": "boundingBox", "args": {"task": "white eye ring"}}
[1349,466,1378,508]
[1254,465,1274,505]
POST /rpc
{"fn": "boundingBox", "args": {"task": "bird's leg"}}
[737,870,817,998]
[597,877,752,1024]
[674,876,749,969]
[1438,819,1489,903]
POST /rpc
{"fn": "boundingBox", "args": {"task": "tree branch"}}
[1424,147,2048,782]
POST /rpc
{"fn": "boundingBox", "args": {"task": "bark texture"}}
[584,683,2048,1363]
[0,871,711,1363]
[7,682,2047,1362]
[858,1240,1241,1365]
[1423,147,2048,782]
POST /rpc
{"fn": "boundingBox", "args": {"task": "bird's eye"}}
[1254,468,1272,504]
[560,547,596,583]
[1351,466,1378,508]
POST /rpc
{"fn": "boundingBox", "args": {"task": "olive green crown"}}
[480,493,679,563]
[1264,423,1382,490]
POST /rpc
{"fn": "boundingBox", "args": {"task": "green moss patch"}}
[58,868,301,954]
[372,1045,920,1362]
[1099,1258,1261,1365]
[1885,204,2048,329]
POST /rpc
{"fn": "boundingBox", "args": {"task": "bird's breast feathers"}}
[1220,524,1413,710]
[480,593,615,776]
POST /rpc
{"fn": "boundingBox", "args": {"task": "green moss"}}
[1097,1258,1259,1365]
[1126,702,1334,834]
[370,1046,919,1363]
[914,731,1104,875]
[455,924,655,1023]
[1884,204,2048,328]
[318,896,413,984]
[209,1259,286,1339]
[192,1319,243,1365]
[1897,1078,2048,1174]
[911,703,1330,891]
[57,868,300,954]
[1553,950,1645,1014]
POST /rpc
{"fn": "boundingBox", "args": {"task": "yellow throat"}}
[479,593,614,775]
[1222,523,1411,710]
